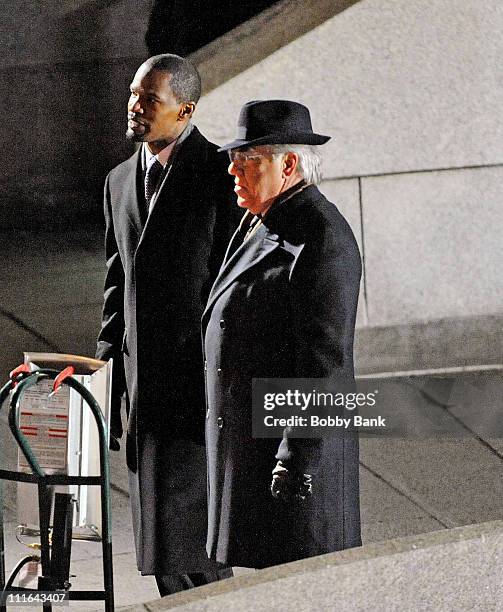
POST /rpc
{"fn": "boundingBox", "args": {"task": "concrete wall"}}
[193,0,503,367]
[196,0,503,175]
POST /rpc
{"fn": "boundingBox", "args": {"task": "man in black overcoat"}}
[202,100,362,569]
[96,54,237,595]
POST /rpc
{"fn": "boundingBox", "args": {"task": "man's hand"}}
[271,460,313,501]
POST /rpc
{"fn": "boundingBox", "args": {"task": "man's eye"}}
[147,97,157,103]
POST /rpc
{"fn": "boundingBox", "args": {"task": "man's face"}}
[228,147,286,215]
[127,64,186,152]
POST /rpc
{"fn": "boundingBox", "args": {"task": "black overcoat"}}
[96,127,237,575]
[202,184,362,569]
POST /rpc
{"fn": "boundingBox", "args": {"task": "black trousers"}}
[155,567,233,597]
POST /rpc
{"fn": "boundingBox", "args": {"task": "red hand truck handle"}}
[8,363,31,388]
[9,364,31,379]
[52,366,75,394]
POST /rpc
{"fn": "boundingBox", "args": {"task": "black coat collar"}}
[261,182,320,241]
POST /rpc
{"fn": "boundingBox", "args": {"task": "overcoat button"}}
[219,319,226,329]
[217,417,224,429]
[217,368,222,376]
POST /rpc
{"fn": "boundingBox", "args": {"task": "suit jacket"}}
[202,184,362,568]
[96,126,238,574]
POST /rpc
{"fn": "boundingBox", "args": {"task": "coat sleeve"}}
[95,174,127,438]
[275,223,362,474]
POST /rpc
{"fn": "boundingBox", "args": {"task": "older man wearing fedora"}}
[202,99,362,569]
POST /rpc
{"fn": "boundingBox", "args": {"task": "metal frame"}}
[0,369,114,611]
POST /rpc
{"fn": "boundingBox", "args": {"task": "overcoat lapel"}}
[203,185,313,321]
[137,127,199,250]
[122,150,145,237]
[221,211,252,265]
[203,224,281,319]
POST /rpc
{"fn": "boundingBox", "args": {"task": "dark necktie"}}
[145,159,163,210]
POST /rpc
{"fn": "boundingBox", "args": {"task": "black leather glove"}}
[271,460,313,501]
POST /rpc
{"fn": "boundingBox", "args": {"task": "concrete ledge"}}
[355,314,503,374]
[119,520,503,610]
[190,0,360,94]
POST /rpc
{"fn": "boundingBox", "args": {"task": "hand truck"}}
[0,365,114,611]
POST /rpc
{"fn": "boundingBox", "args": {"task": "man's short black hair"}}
[146,54,202,104]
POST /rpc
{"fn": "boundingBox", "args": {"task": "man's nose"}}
[128,95,143,113]
[228,161,239,176]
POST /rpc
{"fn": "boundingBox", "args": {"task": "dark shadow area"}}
[52,1,138,231]
[146,0,278,56]
[0,1,142,234]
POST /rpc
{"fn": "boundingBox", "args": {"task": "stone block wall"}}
[193,0,503,370]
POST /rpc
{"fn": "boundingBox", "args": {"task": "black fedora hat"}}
[218,99,330,152]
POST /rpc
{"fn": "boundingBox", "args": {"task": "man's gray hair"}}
[269,144,323,185]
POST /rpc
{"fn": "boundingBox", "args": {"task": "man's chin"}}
[237,196,259,213]
[126,128,145,142]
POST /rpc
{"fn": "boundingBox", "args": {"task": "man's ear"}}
[282,152,299,177]
[177,102,196,120]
